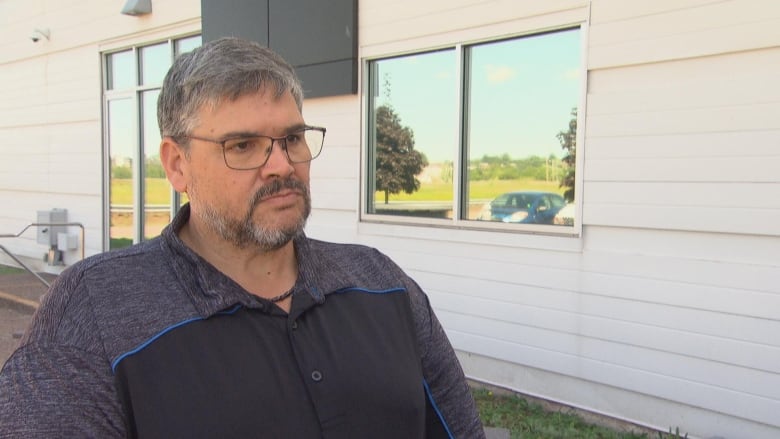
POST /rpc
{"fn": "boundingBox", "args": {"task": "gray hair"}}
[157,37,304,140]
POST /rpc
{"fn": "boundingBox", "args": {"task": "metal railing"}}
[0,222,85,288]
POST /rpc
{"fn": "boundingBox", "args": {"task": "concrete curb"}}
[0,271,54,313]
[484,426,511,438]
[0,290,39,313]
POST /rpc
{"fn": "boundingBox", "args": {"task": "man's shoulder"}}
[28,237,196,362]
[302,237,400,271]
[299,237,413,293]
[15,243,166,361]
[51,238,170,295]
[304,237,386,260]
[56,236,188,310]
[68,238,165,277]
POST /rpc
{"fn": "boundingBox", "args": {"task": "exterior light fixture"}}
[30,28,50,42]
[121,0,152,16]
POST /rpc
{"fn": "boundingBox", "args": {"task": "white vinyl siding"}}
[0,46,103,261]
[1,1,778,438]
[0,0,201,263]
[585,46,780,236]
[345,1,780,438]
[588,0,780,68]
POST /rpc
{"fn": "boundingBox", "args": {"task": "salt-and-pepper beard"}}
[190,178,311,251]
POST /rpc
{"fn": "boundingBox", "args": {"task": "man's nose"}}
[262,139,294,175]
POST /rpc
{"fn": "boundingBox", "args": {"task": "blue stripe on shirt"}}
[111,304,242,372]
[423,378,456,439]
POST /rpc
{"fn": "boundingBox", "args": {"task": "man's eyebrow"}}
[285,123,308,133]
[218,130,261,139]
[219,124,308,139]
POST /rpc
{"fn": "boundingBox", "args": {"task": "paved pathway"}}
[0,307,33,367]
[0,272,54,367]
[484,426,511,439]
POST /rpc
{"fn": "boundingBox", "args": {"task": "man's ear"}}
[160,137,188,193]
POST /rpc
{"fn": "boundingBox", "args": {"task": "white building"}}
[1,1,778,437]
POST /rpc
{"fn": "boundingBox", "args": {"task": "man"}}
[0,37,484,438]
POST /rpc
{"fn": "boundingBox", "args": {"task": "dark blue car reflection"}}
[476,191,566,224]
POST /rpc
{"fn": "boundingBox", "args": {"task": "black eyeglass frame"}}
[180,125,326,170]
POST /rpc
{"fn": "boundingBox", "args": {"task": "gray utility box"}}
[37,209,68,246]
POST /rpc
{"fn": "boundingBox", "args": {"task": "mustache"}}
[249,178,309,207]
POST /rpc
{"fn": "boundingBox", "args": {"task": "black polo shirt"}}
[0,205,485,438]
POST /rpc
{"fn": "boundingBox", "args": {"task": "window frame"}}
[101,34,201,251]
[360,25,587,239]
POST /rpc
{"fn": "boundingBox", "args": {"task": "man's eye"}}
[227,139,258,153]
[285,133,303,144]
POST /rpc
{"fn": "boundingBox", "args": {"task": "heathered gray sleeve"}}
[410,285,485,439]
[0,266,126,438]
[0,345,126,438]
[399,270,486,438]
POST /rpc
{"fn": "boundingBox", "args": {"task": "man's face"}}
[182,89,311,251]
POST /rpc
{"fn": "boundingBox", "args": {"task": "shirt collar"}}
[160,203,328,318]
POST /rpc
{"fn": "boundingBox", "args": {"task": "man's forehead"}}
[202,88,295,112]
[193,89,303,134]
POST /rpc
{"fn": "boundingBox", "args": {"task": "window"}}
[365,28,581,231]
[103,35,201,250]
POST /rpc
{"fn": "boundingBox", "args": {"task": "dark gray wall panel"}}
[268,0,357,67]
[201,0,357,98]
[296,59,357,99]
[201,0,269,45]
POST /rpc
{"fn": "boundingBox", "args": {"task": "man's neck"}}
[177,218,298,304]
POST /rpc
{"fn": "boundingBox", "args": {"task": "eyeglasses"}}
[182,125,326,170]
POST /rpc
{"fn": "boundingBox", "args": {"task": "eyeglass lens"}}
[222,129,324,169]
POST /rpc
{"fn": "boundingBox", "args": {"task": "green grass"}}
[473,388,686,439]
[111,178,173,205]
[0,265,25,275]
[109,238,134,250]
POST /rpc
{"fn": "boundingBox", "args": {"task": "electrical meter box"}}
[37,209,68,246]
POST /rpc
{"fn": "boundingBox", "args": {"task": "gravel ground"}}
[0,306,33,368]
[0,271,53,368]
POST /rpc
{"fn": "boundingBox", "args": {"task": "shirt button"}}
[291,321,298,330]
[311,370,323,382]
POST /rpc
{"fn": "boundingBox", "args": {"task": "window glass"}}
[103,36,201,250]
[176,35,202,56]
[107,50,134,90]
[140,42,171,86]
[365,28,581,230]
[466,29,580,225]
[108,98,135,249]
[367,49,457,219]
[141,90,170,240]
